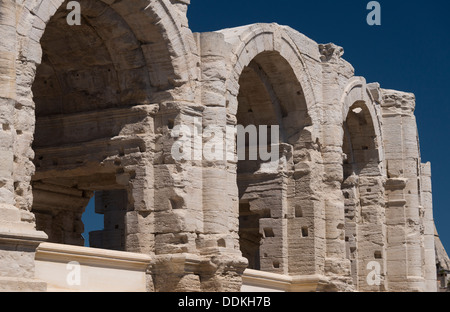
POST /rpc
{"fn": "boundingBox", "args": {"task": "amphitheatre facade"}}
[0,0,448,292]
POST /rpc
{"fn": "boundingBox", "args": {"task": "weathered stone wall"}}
[0,0,444,292]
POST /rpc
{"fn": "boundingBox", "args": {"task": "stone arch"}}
[218,23,323,275]
[17,0,197,99]
[339,77,386,291]
[221,23,319,131]
[13,0,197,252]
[340,77,384,167]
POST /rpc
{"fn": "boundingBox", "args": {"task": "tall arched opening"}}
[341,99,385,290]
[236,50,312,274]
[28,0,187,252]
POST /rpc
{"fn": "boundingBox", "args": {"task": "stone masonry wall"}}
[0,0,444,292]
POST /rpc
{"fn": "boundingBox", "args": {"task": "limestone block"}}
[32,0,60,24]
[19,37,42,65]
[0,0,16,27]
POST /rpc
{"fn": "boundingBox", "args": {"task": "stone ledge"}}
[0,229,48,246]
[35,243,151,271]
[242,269,329,292]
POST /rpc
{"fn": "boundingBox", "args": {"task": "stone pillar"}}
[0,0,48,291]
[0,0,19,226]
[356,174,387,291]
[319,44,352,290]
[150,101,205,291]
[288,144,326,277]
[122,158,154,255]
[196,31,247,291]
[89,190,127,251]
[420,162,437,292]
[381,89,425,291]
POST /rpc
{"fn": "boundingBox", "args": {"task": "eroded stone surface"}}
[0,0,447,292]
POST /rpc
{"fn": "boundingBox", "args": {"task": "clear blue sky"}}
[85,0,450,251]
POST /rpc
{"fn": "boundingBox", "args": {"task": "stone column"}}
[124,157,156,256]
[0,0,48,291]
[319,44,352,290]
[288,142,326,277]
[420,162,437,292]
[150,102,206,291]
[381,89,425,291]
[195,32,247,291]
[89,190,128,251]
[0,0,19,228]
[356,174,387,291]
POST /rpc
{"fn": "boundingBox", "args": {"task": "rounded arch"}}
[340,77,385,172]
[219,23,320,139]
[17,0,198,100]
[12,0,198,251]
[236,50,311,146]
[340,77,387,290]
[221,24,324,275]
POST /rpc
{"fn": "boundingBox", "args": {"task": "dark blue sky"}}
[186,0,450,251]
[84,1,450,252]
